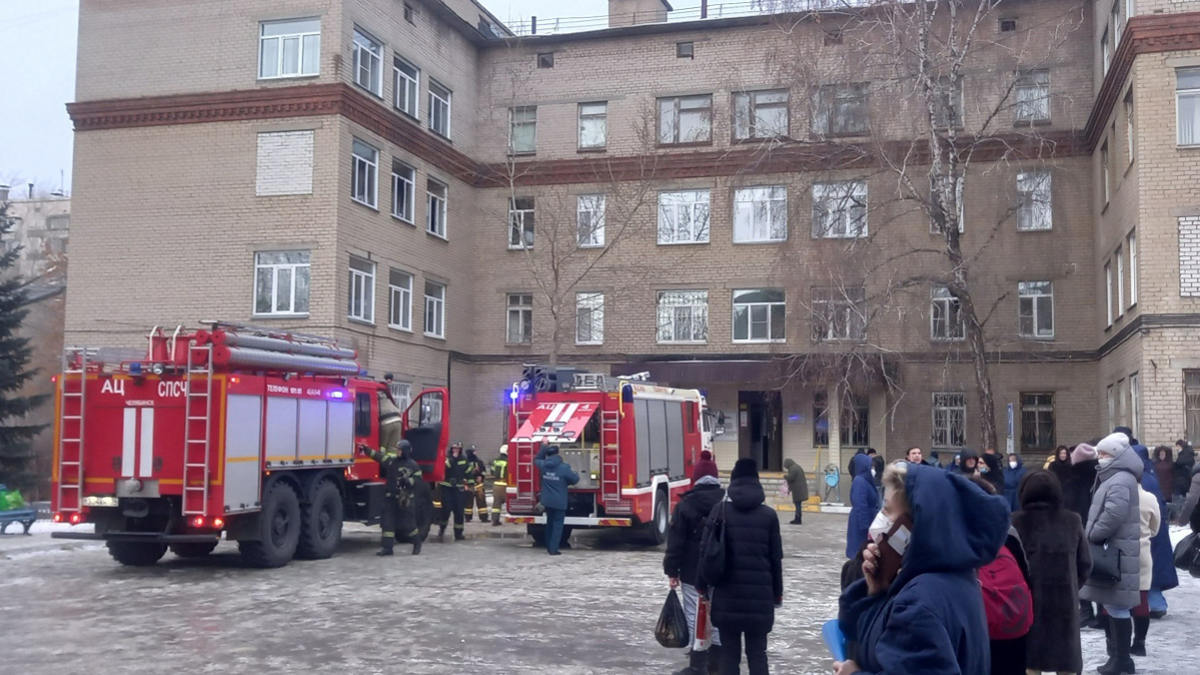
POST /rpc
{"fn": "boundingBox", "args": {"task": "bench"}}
[0,508,38,535]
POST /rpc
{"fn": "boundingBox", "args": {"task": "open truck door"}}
[402,388,449,484]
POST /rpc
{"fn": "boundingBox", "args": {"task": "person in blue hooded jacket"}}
[835,462,1009,675]
[846,452,880,559]
[534,444,579,556]
[1002,453,1027,512]
[1129,440,1179,627]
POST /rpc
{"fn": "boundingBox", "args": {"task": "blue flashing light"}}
[129,362,143,376]
[509,390,519,401]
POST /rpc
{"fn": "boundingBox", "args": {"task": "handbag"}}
[698,500,728,587]
[1174,532,1200,570]
[1089,541,1122,584]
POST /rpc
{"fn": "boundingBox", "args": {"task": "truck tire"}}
[397,481,433,544]
[297,478,343,560]
[170,541,219,558]
[527,524,547,547]
[107,541,167,566]
[644,488,669,545]
[238,481,301,568]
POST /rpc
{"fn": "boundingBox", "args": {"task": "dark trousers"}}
[791,502,803,523]
[545,507,566,554]
[436,486,466,536]
[719,627,769,675]
[988,635,1026,675]
[380,495,417,551]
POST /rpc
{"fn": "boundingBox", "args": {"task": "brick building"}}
[64,0,1200,477]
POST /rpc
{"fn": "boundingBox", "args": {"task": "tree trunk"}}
[958,291,998,451]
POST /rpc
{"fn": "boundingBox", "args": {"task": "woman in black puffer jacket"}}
[698,458,783,675]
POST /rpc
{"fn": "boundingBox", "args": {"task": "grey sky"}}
[0,0,706,196]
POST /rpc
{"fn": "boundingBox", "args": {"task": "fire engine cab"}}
[50,323,450,568]
[503,366,714,545]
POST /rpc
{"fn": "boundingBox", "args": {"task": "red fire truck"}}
[50,323,450,568]
[502,366,714,545]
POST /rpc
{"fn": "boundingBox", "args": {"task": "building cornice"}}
[1085,11,1200,150]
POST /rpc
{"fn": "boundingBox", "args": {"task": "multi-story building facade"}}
[65,0,1200,478]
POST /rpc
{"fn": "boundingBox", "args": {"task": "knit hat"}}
[1096,432,1130,458]
[692,454,719,482]
[700,450,713,461]
[1071,442,1098,464]
[730,457,759,480]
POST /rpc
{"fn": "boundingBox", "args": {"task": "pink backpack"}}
[979,547,1034,640]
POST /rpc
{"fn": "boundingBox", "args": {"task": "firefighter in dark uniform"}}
[464,446,488,523]
[436,442,471,542]
[358,439,422,556]
[490,445,508,527]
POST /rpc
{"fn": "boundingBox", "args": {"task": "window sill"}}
[1177,144,1200,150]
[1013,119,1052,128]
[252,313,311,320]
[393,109,421,124]
[577,147,607,154]
[423,332,446,341]
[657,341,708,346]
[732,239,787,245]
[1016,227,1054,234]
[733,339,786,345]
[352,198,379,211]
[1018,335,1056,342]
[575,342,604,347]
[1101,201,1110,215]
[505,342,534,347]
[656,140,714,149]
[426,230,449,242]
[258,73,321,83]
[387,324,414,333]
[578,243,605,250]
[429,129,453,143]
[348,317,376,327]
[1124,160,1135,178]
[507,246,533,252]
[732,135,793,145]
[354,83,384,100]
[508,151,537,158]
[392,214,416,226]
[931,337,967,343]
[815,131,871,140]
[1105,324,1114,332]
[657,240,711,246]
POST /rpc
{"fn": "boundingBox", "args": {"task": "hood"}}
[1097,441,1144,483]
[726,476,766,511]
[1007,455,1024,469]
[981,452,1002,471]
[850,453,873,477]
[1154,446,1174,464]
[1177,444,1196,465]
[895,465,1009,585]
[541,454,563,470]
[1133,444,1155,475]
[958,448,979,472]
[784,458,796,469]
[1018,470,1062,509]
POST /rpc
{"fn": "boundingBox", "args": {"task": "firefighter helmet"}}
[396,439,412,455]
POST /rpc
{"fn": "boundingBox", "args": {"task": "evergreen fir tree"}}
[0,195,47,492]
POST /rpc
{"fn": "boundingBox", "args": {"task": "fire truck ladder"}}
[182,342,214,516]
[599,408,631,514]
[56,347,93,514]
[511,408,538,512]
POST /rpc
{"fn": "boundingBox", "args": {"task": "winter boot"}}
[672,648,707,675]
[376,547,394,557]
[705,645,722,675]
[481,514,489,523]
[436,526,446,543]
[1099,618,1136,675]
[1081,601,1100,629]
[412,540,422,556]
[1130,616,1149,657]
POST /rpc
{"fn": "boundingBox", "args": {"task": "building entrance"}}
[738,390,783,472]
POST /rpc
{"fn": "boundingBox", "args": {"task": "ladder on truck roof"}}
[56,348,93,514]
[511,407,537,513]
[600,408,632,515]
[183,342,214,516]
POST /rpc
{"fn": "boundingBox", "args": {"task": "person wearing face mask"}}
[846,453,881,560]
[980,449,1005,493]
[1003,453,1027,513]
[835,462,1009,675]
[1080,432,1142,675]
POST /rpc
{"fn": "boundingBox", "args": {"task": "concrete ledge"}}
[775,503,850,514]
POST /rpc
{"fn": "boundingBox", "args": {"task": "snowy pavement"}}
[0,516,1195,674]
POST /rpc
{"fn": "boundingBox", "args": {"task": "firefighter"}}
[490,445,509,527]
[436,442,471,542]
[357,438,422,557]
[464,446,488,523]
[378,374,403,453]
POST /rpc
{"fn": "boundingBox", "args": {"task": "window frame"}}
[1105,262,1114,327]
[424,280,446,339]
[578,102,608,150]
[352,28,383,97]
[733,89,790,140]
[733,186,788,243]
[812,83,870,137]
[932,392,967,449]
[811,286,867,342]
[657,95,714,146]
[811,180,868,239]
[391,161,416,224]
[390,381,412,411]
[1014,69,1051,123]
[1016,170,1052,231]
[1102,28,1111,76]
[575,292,605,345]
[656,290,709,344]
[537,52,555,69]
[657,189,711,245]
[1128,231,1138,307]
[506,293,533,344]
[1020,393,1056,452]
[1116,245,1125,316]
[1017,280,1055,340]
[387,268,414,331]
[508,197,535,250]
[732,289,786,343]
[426,178,448,239]
[930,286,965,341]
[393,57,421,118]
[258,18,321,80]
[428,79,452,139]
[1125,91,1135,164]
[577,194,606,248]
[348,256,376,324]
[253,250,311,317]
[1177,68,1200,147]
[1101,141,1111,205]
[508,106,538,155]
[1130,372,1141,438]
[351,139,379,209]
[930,173,965,234]
[933,75,964,129]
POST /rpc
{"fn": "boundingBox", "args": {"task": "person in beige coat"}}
[1132,484,1161,658]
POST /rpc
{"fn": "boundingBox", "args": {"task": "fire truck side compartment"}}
[265,397,299,461]
[224,394,264,512]
[664,400,686,480]
[635,399,652,486]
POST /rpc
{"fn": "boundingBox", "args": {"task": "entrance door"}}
[738,391,783,471]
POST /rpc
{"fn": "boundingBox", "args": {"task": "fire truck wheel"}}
[297,478,343,560]
[238,481,302,568]
[645,488,669,545]
[106,541,168,566]
[170,541,219,558]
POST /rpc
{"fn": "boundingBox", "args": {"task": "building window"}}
[1015,69,1050,122]
[733,289,785,343]
[537,52,554,68]
[932,393,966,448]
[1130,372,1140,438]
[823,29,844,46]
[1186,371,1200,445]
[579,102,607,149]
[1128,231,1138,306]
[348,256,375,323]
[931,173,965,233]
[1178,68,1200,146]
[424,281,445,338]
[1118,378,1127,429]
[429,80,452,138]
[352,29,383,96]
[508,197,535,249]
[506,294,533,344]
[1102,142,1111,204]
[811,181,868,238]
[509,106,537,154]
[1113,2,1123,46]
[657,190,711,244]
[427,179,447,238]
[658,95,713,145]
[733,186,787,243]
[391,162,415,223]
[733,90,789,140]
[576,292,604,345]
[812,83,869,136]
[259,18,320,79]
[999,17,1018,32]
[1102,28,1111,76]
[1020,393,1055,452]
[1125,91,1135,163]
[388,269,413,331]
[1107,384,1116,430]
[930,286,964,340]
[1016,170,1051,231]
[404,3,415,23]
[841,395,870,448]
[676,42,694,59]
[577,194,606,247]
[1116,245,1125,315]
[812,286,866,341]
[254,251,310,316]
[934,76,964,128]
[390,381,412,411]
[656,290,708,344]
[1018,280,1054,339]
[394,58,420,118]
[351,139,378,208]
[1105,262,1114,326]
